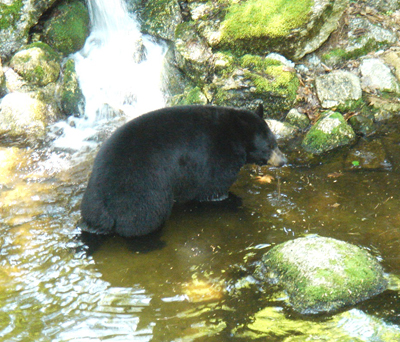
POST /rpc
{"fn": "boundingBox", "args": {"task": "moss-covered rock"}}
[214,0,348,60]
[42,0,90,56]
[174,21,215,85]
[0,0,57,60]
[169,86,208,106]
[302,111,356,154]
[260,236,387,314]
[137,0,182,40]
[9,42,61,87]
[208,54,299,118]
[57,58,84,116]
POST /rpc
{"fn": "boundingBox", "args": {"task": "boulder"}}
[42,0,90,56]
[9,42,61,87]
[360,58,400,94]
[315,70,362,109]
[213,0,349,60]
[260,236,387,314]
[285,108,310,130]
[302,111,356,154]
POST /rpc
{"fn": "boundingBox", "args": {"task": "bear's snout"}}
[268,147,287,167]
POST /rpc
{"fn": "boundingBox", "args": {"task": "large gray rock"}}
[360,58,400,94]
[260,236,387,314]
[315,70,362,109]
[0,0,58,60]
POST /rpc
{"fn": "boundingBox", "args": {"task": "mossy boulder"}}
[261,236,387,314]
[138,0,182,41]
[57,58,84,116]
[42,0,90,56]
[174,21,215,85]
[214,0,348,60]
[9,42,61,87]
[302,111,356,154]
[208,54,299,118]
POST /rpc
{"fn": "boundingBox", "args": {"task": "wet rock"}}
[138,0,182,41]
[57,59,85,117]
[42,0,90,56]
[285,108,310,130]
[0,0,57,60]
[344,139,391,171]
[315,70,362,109]
[9,42,61,87]
[212,0,349,60]
[348,114,375,136]
[260,236,387,314]
[266,119,298,141]
[0,92,57,141]
[360,58,400,94]
[302,111,356,154]
[345,17,397,59]
[174,22,215,85]
[208,54,299,119]
[169,86,208,106]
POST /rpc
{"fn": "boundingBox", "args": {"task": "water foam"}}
[52,0,166,149]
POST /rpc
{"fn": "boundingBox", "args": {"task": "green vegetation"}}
[43,0,90,55]
[219,0,313,55]
[0,0,23,30]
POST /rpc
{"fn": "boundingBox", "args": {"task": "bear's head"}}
[243,105,287,167]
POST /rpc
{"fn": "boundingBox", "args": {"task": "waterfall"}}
[53,0,166,149]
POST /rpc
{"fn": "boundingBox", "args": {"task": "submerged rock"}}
[260,236,387,314]
[244,307,400,340]
[344,139,391,171]
[315,70,362,109]
[302,111,356,154]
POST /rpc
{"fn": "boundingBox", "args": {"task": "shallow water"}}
[1,119,400,341]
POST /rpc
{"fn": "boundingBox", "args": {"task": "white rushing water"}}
[53,0,166,150]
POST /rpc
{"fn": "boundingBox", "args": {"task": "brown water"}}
[1,121,400,341]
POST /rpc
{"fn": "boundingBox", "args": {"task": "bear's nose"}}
[268,147,287,167]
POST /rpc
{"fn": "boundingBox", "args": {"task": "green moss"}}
[219,0,313,55]
[0,0,23,30]
[43,0,90,55]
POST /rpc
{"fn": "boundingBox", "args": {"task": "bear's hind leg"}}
[113,190,174,238]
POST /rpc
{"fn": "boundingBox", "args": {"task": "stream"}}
[0,0,400,341]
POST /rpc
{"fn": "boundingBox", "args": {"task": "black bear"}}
[80,105,286,237]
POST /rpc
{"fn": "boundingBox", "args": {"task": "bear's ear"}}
[255,104,264,118]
